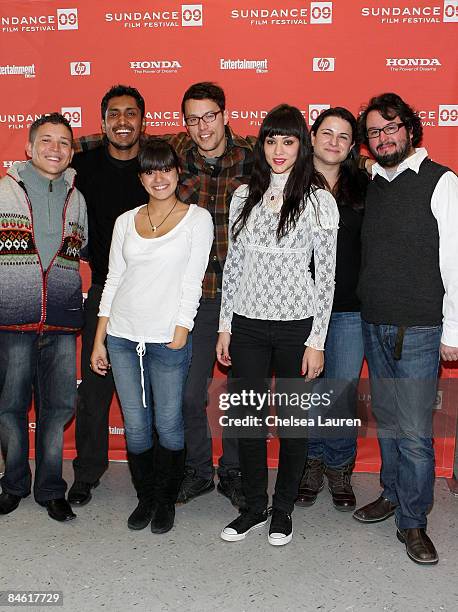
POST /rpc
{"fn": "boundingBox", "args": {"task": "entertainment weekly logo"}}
[361,1,458,24]
[70,62,91,76]
[230,1,333,26]
[1,8,78,33]
[0,64,35,78]
[105,5,203,29]
[386,58,442,72]
[130,60,182,75]
[220,58,268,73]
[313,57,335,71]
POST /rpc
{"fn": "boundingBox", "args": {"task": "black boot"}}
[326,462,356,511]
[127,448,155,530]
[150,445,185,535]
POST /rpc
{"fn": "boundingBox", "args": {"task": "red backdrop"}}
[1,0,456,474]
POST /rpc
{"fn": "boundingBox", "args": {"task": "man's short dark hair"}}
[101,85,145,120]
[181,82,226,116]
[29,113,73,143]
[358,92,423,147]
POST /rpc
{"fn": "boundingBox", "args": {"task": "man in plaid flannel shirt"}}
[72,82,255,509]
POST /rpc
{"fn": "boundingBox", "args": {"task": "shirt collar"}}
[372,147,428,179]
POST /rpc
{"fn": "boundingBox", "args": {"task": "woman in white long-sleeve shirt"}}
[90,140,213,535]
[216,105,339,546]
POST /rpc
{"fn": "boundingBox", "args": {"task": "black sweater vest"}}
[359,158,448,326]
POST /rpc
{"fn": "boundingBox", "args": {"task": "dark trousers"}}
[230,314,312,515]
[182,295,239,479]
[0,332,76,502]
[73,284,115,483]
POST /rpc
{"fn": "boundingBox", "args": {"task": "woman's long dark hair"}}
[232,104,321,241]
[311,107,365,211]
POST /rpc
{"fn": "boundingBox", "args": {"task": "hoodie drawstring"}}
[136,341,147,408]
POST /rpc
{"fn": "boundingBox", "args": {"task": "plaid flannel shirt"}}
[74,128,255,298]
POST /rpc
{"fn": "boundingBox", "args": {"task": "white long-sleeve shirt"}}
[219,175,339,350]
[372,148,458,347]
[99,204,214,343]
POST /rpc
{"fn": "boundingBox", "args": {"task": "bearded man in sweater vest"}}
[353,93,458,565]
[0,113,88,522]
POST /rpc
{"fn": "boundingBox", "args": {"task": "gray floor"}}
[2,462,457,612]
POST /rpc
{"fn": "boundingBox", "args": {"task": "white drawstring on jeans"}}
[136,341,147,408]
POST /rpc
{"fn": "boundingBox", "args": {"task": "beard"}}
[372,136,412,168]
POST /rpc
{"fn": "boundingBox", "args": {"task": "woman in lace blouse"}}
[216,104,339,546]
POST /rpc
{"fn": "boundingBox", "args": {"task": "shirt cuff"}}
[441,322,458,348]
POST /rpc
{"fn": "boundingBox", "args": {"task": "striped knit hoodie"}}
[0,162,88,332]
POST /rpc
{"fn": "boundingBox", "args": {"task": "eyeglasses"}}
[184,110,223,127]
[366,122,406,139]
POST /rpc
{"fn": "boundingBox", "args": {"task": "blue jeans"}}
[308,312,364,468]
[362,321,441,529]
[107,335,191,454]
[0,332,76,502]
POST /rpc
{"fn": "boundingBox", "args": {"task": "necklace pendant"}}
[152,226,157,232]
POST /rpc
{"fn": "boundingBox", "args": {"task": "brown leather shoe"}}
[326,464,356,511]
[295,458,325,507]
[396,528,438,565]
[353,496,397,523]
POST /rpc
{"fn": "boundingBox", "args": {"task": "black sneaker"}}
[268,509,293,546]
[176,466,215,504]
[220,509,269,542]
[217,469,246,509]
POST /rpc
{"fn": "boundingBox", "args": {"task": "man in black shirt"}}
[68,85,148,506]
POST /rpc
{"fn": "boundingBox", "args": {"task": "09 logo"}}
[310,2,333,24]
[61,107,82,128]
[181,4,203,26]
[57,8,78,30]
[438,105,458,126]
[443,0,458,22]
[308,104,330,126]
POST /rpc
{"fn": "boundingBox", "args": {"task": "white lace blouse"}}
[218,173,339,350]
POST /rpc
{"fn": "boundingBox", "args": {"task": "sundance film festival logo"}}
[361,2,457,24]
[309,104,330,126]
[61,107,82,128]
[313,57,335,71]
[230,108,309,127]
[70,62,91,76]
[386,58,442,72]
[230,1,332,26]
[130,60,182,75]
[1,8,78,33]
[411,106,458,127]
[145,110,181,128]
[220,58,268,73]
[0,64,35,78]
[105,4,202,29]
[0,112,42,130]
